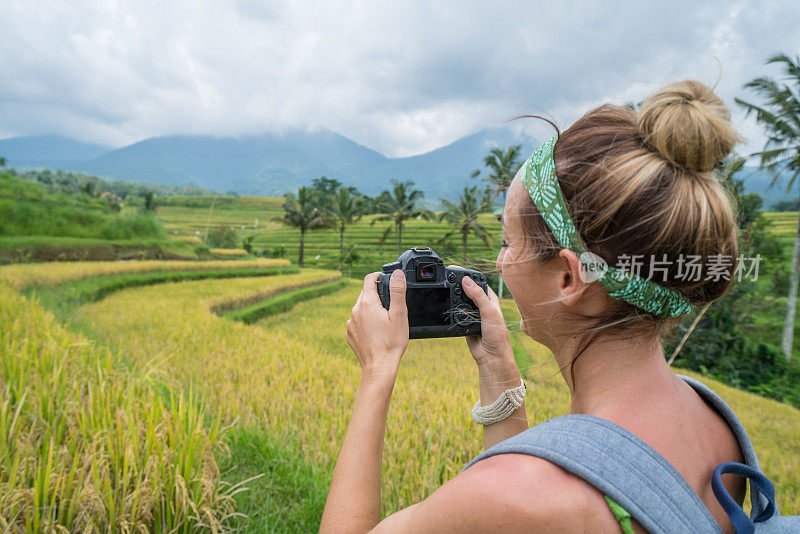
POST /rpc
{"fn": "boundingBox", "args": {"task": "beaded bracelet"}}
[471,378,526,425]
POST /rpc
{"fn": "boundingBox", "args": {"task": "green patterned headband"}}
[520,135,694,317]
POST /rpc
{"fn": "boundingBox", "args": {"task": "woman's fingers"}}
[461,275,492,314]
[485,285,502,307]
[359,272,381,306]
[388,269,407,323]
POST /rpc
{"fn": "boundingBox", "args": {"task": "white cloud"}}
[0,0,798,157]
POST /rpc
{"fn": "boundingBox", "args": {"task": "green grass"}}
[222,279,349,324]
[220,427,328,533]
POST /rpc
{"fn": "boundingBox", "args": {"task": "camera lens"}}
[419,265,435,279]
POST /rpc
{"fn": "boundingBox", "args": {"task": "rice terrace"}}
[2,160,800,531]
[3,3,800,533]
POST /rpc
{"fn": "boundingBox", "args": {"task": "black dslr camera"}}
[377,247,489,339]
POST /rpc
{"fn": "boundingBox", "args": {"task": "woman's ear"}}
[556,248,588,308]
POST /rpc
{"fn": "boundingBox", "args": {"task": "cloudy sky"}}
[1,0,798,157]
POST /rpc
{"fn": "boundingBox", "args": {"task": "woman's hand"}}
[454,268,527,447]
[458,271,514,369]
[345,270,410,381]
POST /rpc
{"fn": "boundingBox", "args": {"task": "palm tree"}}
[371,179,432,255]
[329,187,365,256]
[478,145,523,203]
[436,185,494,263]
[281,186,326,267]
[336,243,362,278]
[736,52,800,362]
[0,157,6,168]
[623,100,643,112]
[474,145,523,298]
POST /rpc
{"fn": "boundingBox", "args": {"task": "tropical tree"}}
[311,176,342,198]
[336,243,362,278]
[474,144,523,298]
[280,186,326,267]
[329,187,365,256]
[0,156,6,167]
[736,52,800,361]
[241,235,255,254]
[436,185,494,263]
[371,179,432,255]
[623,100,643,111]
[143,190,156,212]
[476,145,523,203]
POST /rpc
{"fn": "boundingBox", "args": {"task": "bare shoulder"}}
[372,453,623,533]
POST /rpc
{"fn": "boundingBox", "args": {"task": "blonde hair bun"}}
[637,80,740,173]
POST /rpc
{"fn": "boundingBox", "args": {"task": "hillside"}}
[0,172,163,240]
[0,134,111,167]
[2,131,796,205]
[1,128,537,200]
[0,172,199,262]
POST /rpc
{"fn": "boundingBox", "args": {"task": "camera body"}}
[377,247,489,339]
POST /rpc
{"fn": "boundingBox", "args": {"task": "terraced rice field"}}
[3,256,800,531]
[158,197,285,237]
[763,211,798,234]
[0,258,290,290]
[158,200,502,277]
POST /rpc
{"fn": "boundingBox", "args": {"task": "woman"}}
[319,80,748,533]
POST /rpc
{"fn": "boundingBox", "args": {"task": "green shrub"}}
[242,235,255,254]
[102,214,165,240]
[206,226,238,248]
[670,328,800,408]
[258,245,287,258]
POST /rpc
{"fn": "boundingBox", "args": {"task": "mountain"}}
[73,128,538,199]
[0,135,112,168]
[735,166,797,209]
[0,129,538,200]
[72,130,390,196]
[380,128,537,200]
[5,130,792,207]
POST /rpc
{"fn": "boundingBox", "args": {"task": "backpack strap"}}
[675,375,770,518]
[461,413,722,534]
[712,462,777,534]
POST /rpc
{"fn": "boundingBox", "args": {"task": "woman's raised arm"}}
[461,276,529,449]
[319,271,409,533]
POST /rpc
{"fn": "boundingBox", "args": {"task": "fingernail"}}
[391,269,404,280]
[462,276,474,287]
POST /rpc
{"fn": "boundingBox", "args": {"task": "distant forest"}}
[772,199,800,212]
